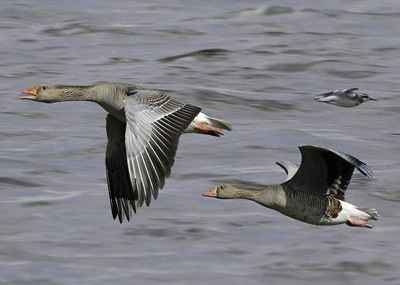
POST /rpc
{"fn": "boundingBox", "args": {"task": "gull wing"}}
[343,87,359,93]
[282,145,372,200]
[342,88,359,99]
[315,88,358,98]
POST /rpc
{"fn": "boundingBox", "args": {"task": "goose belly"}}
[277,205,327,225]
[273,193,343,226]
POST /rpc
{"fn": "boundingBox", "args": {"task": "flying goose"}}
[314,88,377,107]
[21,82,232,222]
[202,145,378,228]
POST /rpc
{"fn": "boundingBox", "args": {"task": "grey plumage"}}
[314,88,377,107]
[283,145,373,200]
[203,145,378,228]
[276,160,299,181]
[21,82,232,223]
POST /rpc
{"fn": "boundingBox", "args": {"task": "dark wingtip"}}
[275,161,289,175]
[357,161,374,180]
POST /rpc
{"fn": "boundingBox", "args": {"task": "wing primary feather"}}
[137,153,152,206]
[119,93,201,221]
[133,155,146,208]
[141,148,161,199]
[147,136,171,176]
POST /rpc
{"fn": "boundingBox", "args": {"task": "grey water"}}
[1,0,400,284]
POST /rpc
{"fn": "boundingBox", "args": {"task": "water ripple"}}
[159,48,229,63]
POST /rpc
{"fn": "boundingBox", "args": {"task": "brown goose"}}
[21,83,232,222]
[202,145,378,229]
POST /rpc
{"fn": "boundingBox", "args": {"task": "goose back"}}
[282,145,372,200]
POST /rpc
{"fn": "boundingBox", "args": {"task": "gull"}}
[314,88,377,107]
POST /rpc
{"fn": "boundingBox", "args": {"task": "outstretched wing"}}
[315,88,358,99]
[106,90,201,222]
[105,114,136,222]
[282,145,372,200]
[342,88,359,98]
[276,161,299,182]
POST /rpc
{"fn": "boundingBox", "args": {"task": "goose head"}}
[21,85,58,103]
[202,184,240,199]
[21,85,89,103]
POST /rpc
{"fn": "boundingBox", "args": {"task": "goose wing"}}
[105,115,136,222]
[283,145,372,200]
[276,161,299,182]
[106,90,201,222]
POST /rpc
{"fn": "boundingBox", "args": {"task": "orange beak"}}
[201,187,217,198]
[21,86,38,101]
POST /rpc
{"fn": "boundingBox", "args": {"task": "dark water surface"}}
[1,1,399,284]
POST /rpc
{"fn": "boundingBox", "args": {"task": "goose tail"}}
[206,116,232,131]
[359,207,379,221]
[185,112,232,137]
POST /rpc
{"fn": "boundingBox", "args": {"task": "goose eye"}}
[42,86,47,90]
[219,185,225,190]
